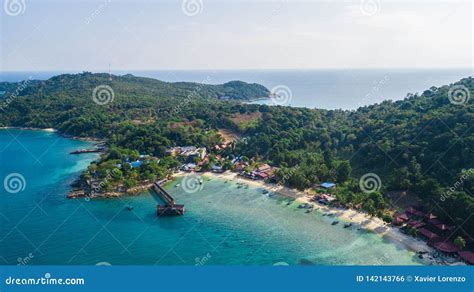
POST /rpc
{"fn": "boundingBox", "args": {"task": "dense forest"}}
[0,73,472,234]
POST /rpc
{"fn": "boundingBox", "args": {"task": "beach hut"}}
[407,220,426,229]
[428,218,442,225]
[458,251,474,265]
[418,228,441,241]
[433,241,460,254]
[434,224,455,232]
[405,206,424,217]
[394,213,409,225]
[257,172,269,179]
[211,164,224,173]
[257,164,272,173]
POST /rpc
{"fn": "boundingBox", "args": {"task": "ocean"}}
[0,129,423,265]
[1,69,472,109]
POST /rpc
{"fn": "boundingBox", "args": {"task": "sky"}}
[1,0,473,71]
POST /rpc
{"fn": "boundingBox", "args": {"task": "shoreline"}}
[0,126,105,143]
[178,171,464,265]
[0,126,56,132]
[65,169,463,265]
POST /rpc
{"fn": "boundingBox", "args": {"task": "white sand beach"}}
[176,171,435,256]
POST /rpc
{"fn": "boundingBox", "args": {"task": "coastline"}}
[175,171,463,265]
[0,126,56,132]
[0,126,105,143]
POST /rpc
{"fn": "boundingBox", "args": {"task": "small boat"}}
[199,180,203,185]
[344,223,352,228]
[175,184,180,187]
[126,206,134,211]
[262,190,269,194]
[331,220,339,225]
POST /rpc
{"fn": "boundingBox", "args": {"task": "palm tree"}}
[454,236,466,249]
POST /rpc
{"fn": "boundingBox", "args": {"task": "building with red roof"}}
[433,241,460,254]
[418,228,441,241]
[406,206,425,217]
[458,251,474,265]
[434,224,455,232]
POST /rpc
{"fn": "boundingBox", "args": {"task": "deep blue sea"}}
[0,129,424,265]
[1,69,472,109]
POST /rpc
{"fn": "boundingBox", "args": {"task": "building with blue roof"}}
[320,182,336,189]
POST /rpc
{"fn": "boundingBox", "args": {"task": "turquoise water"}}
[0,130,423,265]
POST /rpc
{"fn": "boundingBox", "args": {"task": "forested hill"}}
[0,73,473,232]
[0,72,270,135]
[0,72,270,102]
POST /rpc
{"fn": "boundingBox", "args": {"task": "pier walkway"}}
[150,180,185,216]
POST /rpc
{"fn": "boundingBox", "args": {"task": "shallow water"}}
[0,130,423,265]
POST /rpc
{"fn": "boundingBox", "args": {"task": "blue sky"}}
[1,0,472,71]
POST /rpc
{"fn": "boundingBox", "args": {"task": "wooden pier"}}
[151,180,185,216]
[70,148,102,154]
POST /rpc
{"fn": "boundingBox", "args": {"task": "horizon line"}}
[2,67,473,73]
